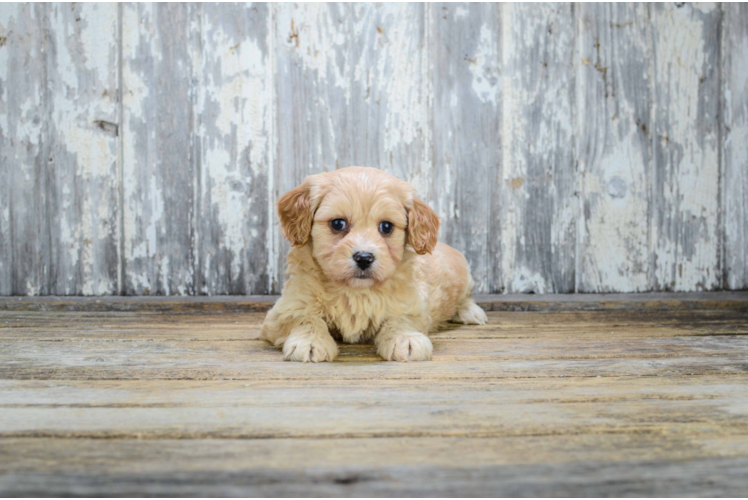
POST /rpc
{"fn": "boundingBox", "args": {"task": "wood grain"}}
[2,444,747,497]
[121,3,195,295]
[499,3,576,294]
[1,301,747,495]
[1,3,746,296]
[651,3,721,291]
[195,3,272,295]
[722,3,748,290]
[47,3,120,295]
[431,3,500,294]
[2,309,747,382]
[576,4,652,292]
[0,4,50,295]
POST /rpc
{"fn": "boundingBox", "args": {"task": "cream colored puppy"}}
[261,166,487,362]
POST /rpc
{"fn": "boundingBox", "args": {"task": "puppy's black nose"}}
[353,252,375,270]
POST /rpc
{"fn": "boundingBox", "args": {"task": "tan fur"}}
[262,166,487,362]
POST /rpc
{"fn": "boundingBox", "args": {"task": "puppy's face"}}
[277,167,439,289]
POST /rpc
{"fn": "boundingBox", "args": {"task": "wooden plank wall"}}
[0,3,746,296]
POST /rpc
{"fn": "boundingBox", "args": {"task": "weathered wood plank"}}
[0,5,14,295]
[2,440,748,496]
[431,4,500,294]
[499,3,576,293]
[2,375,747,439]
[2,309,746,341]
[121,3,195,295]
[3,389,747,439]
[3,330,747,380]
[1,291,747,312]
[195,3,272,295]
[0,4,50,295]
[3,434,748,474]
[272,3,428,291]
[46,3,120,295]
[651,3,721,291]
[722,3,748,290]
[4,333,748,364]
[2,375,745,407]
[576,4,652,292]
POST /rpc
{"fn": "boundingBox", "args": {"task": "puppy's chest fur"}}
[323,293,385,343]
[319,281,427,343]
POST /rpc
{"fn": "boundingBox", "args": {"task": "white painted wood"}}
[722,3,748,290]
[195,3,273,295]
[499,3,576,293]
[0,4,49,295]
[431,3,500,294]
[0,3,745,295]
[121,4,195,295]
[47,3,120,295]
[576,4,652,292]
[651,3,721,291]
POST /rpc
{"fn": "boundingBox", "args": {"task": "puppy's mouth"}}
[353,269,373,280]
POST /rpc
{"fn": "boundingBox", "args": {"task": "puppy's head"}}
[277,167,439,288]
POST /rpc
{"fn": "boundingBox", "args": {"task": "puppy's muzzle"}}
[353,251,375,270]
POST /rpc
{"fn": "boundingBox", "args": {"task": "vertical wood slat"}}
[195,3,272,295]
[722,3,748,290]
[575,4,652,292]
[500,3,576,293]
[0,4,49,295]
[1,3,746,296]
[121,3,195,295]
[651,3,721,291]
[431,3,500,294]
[273,3,428,292]
[47,3,120,295]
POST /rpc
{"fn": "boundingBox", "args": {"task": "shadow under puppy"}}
[261,166,487,362]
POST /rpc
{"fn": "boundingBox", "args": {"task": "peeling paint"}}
[0,3,744,296]
[722,4,748,290]
[652,3,720,291]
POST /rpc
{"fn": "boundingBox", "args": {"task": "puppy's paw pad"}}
[283,334,338,363]
[453,300,488,325]
[379,332,432,362]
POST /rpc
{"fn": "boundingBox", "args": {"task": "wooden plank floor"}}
[1,293,747,496]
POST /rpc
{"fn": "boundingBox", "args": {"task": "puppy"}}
[261,166,487,362]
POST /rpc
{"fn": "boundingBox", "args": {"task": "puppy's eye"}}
[379,221,394,235]
[330,219,347,232]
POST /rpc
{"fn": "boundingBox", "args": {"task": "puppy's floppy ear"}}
[407,195,439,255]
[277,181,314,247]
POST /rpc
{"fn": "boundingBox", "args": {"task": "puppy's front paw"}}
[452,299,488,325]
[283,331,338,363]
[378,331,432,362]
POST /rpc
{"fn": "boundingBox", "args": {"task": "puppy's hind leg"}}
[451,298,488,325]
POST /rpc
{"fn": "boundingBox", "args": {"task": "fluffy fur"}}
[261,166,487,362]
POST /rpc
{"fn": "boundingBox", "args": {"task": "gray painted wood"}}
[652,3,721,292]
[431,3,500,294]
[0,4,50,295]
[576,4,652,292]
[121,3,195,295]
[47,3,120,295]
[723,3,748,290]
[0,3,747,295]
[499,3,576,293]
[195,3,272,295]
[3,458,748,497]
